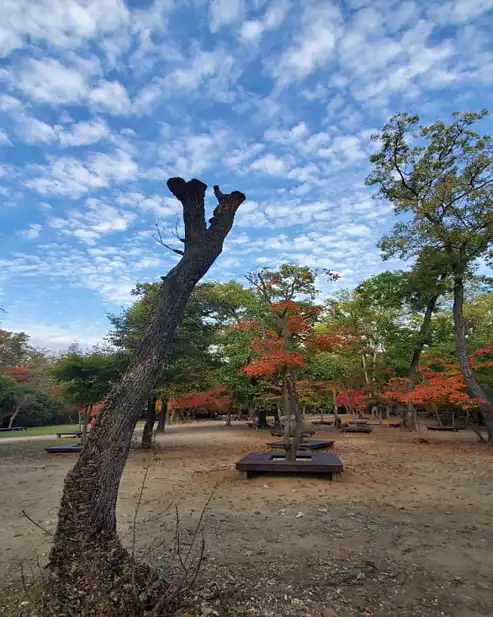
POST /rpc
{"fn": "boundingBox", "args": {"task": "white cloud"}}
[21,224,42,239]
[48,199,136,244]
[16,116,58,144]
[14,57,94,104]
[240,0,290,41]
[0,129,12,146]
[250,153,293,175]
[268,3,342,85]
[88,81,132,114]
[26,148,138,198]
[210,0,243,32]
[0,0,130,58]
[58,118,109,147]
[0,320,105,351]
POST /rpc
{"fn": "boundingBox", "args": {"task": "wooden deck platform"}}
[341,425,373,434]
[266,440,335,451]
[269,429,316,438]
[45,444,82,454]
[426,426,463,432]
[236,451,343,479]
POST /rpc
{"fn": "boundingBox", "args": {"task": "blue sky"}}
[0,0,492,350]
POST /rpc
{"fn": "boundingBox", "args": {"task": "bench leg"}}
[332,472,343,482]
[239,471,249,480]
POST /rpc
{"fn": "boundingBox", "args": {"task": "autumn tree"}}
[243,265,342,459]
[42,178,245,616]
[367,110,493,440]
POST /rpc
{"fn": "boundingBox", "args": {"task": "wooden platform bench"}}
[341,425,373,434]
[266,440,335,451]
[56,431,83,439]
[0,426,26,432]
[270,429,316,438]
[236,451,343,480]
[46,444,83,454]
[426,426,463,432]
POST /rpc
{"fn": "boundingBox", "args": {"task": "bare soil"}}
[1,420,493,617]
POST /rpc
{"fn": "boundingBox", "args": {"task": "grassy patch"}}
[0,424,80,439]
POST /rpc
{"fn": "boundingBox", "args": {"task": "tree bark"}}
[288,374,303,461]
[155,398,167,434]
[405,292,440,430]
[453,273,493,442]
[46,178,246,612]
[141,397,156,448]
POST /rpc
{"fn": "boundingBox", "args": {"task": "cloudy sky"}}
[0,0,492,350]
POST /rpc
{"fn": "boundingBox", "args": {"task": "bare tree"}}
[43,178,245,615]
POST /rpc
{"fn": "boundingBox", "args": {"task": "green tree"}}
[367,110,493,440]
[0,329,41,369]
[52,352,124,438]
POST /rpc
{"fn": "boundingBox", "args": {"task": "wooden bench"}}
[56,431,83,439]
[266,440,335,451]
[311,420,334,426]
[270,429,316,438]
[426,426,463,432]
[236,451,343,479]
[46,444,83,454]
[0,426,26,432]
[341,425,373,434]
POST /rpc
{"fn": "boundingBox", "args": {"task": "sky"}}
[0,0,492,351]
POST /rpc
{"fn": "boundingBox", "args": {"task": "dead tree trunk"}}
[45,178,245,614]
[453,273,493,442]
[141,396,156,449]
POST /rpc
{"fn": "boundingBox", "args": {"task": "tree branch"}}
[207,185,246,238]
[167,177,207,245]
[150,223,184,256]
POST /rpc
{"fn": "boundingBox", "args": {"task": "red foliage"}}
[336,388,367,409]
[171,387,232,412]
[380,365,485,409]
[379,377,410,404]
[243,351,305,376]
[7,366,31,382]
[470,346,493,369]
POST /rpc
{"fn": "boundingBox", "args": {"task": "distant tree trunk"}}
[257,408,268,427]
[82,404,91,444]
[361,353,369,386]
[141,397,156,449]
[333,389,341,428]
[405,292,440,430]
[45,178,246,614]
[7,402,23,429]
[453,273,493,442]
[273,407,280,427]
[155,399,167,434]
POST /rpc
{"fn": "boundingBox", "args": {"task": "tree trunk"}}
[288,374,303,461]
[453,274,493,442]
[257,408,268,427]
[273,407,280,427]
[405,293,440,430]
[82,404,91,444]
[333,389,341,428]
[361,353,369,386]
[7,404,22,429]
[141,397,156,449]
[45,178,246,614]
[226,408,232,426]
[155,399,167,434]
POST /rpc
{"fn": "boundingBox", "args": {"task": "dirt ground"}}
[1,420,493,617]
